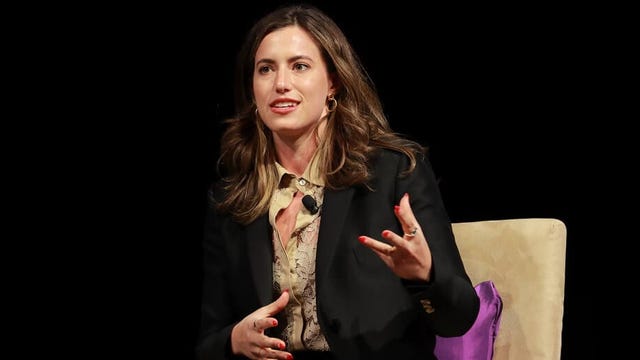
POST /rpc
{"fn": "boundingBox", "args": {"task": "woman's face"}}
[253,25,334,141]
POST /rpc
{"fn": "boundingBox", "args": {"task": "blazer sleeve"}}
[195,188,242,360]
[394,153,480,337]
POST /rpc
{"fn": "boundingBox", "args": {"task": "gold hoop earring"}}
[327,95,337,113]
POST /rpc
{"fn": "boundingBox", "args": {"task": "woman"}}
[197,4,479,360]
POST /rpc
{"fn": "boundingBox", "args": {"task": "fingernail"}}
[382,230,390,237]
[272,319,278,326]
[358,236,366,244]
[279,342,285,350]
[394,205,400,213]
[287,354,294,360]
[283,289,289,293]
[404,192,409,199]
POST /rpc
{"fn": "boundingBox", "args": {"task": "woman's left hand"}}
[358,193,432,281]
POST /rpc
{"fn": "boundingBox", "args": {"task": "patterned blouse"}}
[268,157,330,351]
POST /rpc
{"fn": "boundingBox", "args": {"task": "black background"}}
[90,1,602,358]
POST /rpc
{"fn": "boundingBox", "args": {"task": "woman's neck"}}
[274,139,317,176]
[273,119,326,176]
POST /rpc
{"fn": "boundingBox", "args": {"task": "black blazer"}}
[196,149,479,360]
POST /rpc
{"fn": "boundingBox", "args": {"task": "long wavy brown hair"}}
[214,4,426,225]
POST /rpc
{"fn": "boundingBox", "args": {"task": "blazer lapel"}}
[316,188,354,285]
[247,215,273,306]
[246,189,354,305]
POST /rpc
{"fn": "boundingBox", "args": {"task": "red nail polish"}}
[394,205,400,213]
[272,319,278,326]
[382,230,390,237]
[358,236,366,244]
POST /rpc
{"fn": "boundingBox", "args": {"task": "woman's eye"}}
[293,63,309,71]
[258,66,271,74]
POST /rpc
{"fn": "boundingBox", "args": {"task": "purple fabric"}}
[434,280,503,360]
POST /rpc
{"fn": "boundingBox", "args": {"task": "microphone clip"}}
[302,194,320,215]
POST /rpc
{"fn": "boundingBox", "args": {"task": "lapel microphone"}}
[302,195,320,215]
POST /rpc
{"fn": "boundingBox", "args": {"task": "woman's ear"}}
[328,73,341,95]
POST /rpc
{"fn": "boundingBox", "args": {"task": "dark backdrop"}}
[110,1,596,358]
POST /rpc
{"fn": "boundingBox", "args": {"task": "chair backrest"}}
[452,218,567,360]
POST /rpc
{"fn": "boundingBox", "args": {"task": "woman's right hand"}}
[230,290,292,360]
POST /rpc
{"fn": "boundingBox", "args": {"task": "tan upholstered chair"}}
[452,218,567,360]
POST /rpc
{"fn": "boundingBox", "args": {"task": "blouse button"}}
[298,178,307,186]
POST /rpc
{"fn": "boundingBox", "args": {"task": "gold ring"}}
[404,227,418,238]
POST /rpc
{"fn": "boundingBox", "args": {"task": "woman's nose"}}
[275,71,291,93]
